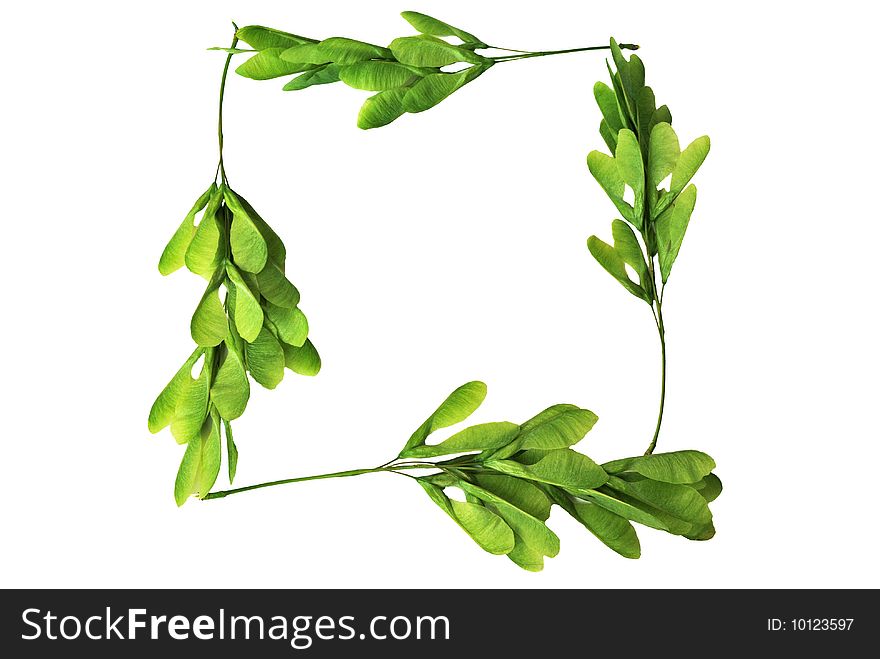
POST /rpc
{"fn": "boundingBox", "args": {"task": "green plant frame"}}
[148,11,718,572]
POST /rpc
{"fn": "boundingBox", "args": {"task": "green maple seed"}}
[401,381,487,454]
[400,11,484,46]
[211,349,250,420]
[400,421,520,459]
[158,184,215,276]
[281,339,321,376]
[148,348,204,434]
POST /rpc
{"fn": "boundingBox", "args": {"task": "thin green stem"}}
[645,297,666,455]
[484,45,532,54]
[491,43,638,63]
[639,215,667,456]
[641,245,666,456]
[393,461,466,479]
[203,463,431,500]
[216,23,239,186]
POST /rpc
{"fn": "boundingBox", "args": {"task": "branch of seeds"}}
[203,381,723,572]
[586,40,710,455]
[217,11,637,129]
[149,23,321,506]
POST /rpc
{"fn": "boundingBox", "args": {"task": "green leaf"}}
[235,26,315,50]
[418,482,514,556]
[281,38,393,66]
[283,64,341,91]
[400,421,519,459]
[685,520,716,541]
[158,183,215,275]
[174,410,222,506]
[389,35,488,68]
[240,266,265,296]
[421,471,460,488]
[605,475,713,530]
[606,60,632,126]
[571,499,640,559]
[486,449,607,490]
[236,48,318,80]
[148,348,204,433]
[577,488,668,531]
[225,263,263,343]
[184,188,225,279]
[236,195,286,268]
[450,500,515,555]
[223,419,238,484]
[652,105,672,127]
[520,405,599,448]
[402,66,488,113]
[264,303,308,347]
[511,449,550,465]
[225,289,246,351]
[611,219,649,286]
[400,11,483,46]
[602,450,716,484]
[609,39,629,88]
[245,327,285,389]
[339,61,422,91]
[671,135,710,196]
[586,151,634,223]
[460,482,560,560]
[174,422,202,505]
[655,184,697,282]
[357,87,409,129]
[190,278,228,347]
[281,338,321,376]
[210,348,250,420]
[692,473,723,503]
[648,122,680,190]
[615,129,644,221]
[472,474,552,521]
[611,39,645,107]
[419,480,454,515]
[587,236,651,303]
[599,120,617,153]
[636,86,657,145]
[170,366,210,445]
[401,381,487,454]
[224,189,268,273]
[490,404,599,460]
[506,532,547,571]
[593,81,624,135]
[608,40,632,114]
[256,262,300,308]
[198,410,222,496]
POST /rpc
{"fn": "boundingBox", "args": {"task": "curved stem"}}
[216,23,239,186]
[203,463,430,500]
[641,228,666,455]
[645,299,666,455]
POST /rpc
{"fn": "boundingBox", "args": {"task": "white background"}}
[2,0,878,588]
